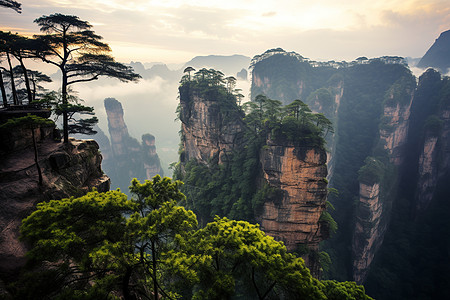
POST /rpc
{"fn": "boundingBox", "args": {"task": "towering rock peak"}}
[142,134,163,179]
[0,125,109,281]
[103,97,163,192]
[178,80,330,276]
[417,29,450,73]
[258,140,328,276]
[352,181,385,284]
[104,97,129,157]
[380,78,416,165]
[179,86,246,164]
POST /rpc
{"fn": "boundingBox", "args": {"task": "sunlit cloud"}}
[1,0,449,63]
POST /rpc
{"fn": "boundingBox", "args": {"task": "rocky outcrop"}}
[179,83,329,275]
[258,141,328,274]
[179,89,245,164]
[104,97,130,157]
[142,134,163,179]
[351,85,414,283]
[352,182,384,283]
[380,87,414,165]
[103,98,163,191]
[0,128,110,283]
[415,107,450,211]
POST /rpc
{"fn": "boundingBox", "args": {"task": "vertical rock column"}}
[258,142,328,275]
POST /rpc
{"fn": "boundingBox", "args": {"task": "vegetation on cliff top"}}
[14,176,372,300]
[175,68,332,226]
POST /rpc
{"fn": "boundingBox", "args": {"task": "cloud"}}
[262,11,276,17]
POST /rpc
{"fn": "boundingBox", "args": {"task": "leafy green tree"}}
[322,280,373,300]
[183,66,195,81]
[284,99,311,121]
[19,176,198,300]
[49,89,99,135]
[127,176,198,300]
[19,189,134,299]
[313,113,334,137]
[0,31,49,106]
[33,13,140,143]
[186,216,326,300]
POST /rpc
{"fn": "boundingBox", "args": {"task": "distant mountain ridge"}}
[418,29,450,73]
[184,54,251,75]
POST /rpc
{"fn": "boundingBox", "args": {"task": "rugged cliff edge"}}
[179,89,245,164]
[177,79,329,276]
[0,124,110,284]
[259,140,328,273]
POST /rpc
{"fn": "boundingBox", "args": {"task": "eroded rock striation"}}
[258,140,328,274]
[0,124,109,283]
[178,83,329,276]
[179,89,245,164]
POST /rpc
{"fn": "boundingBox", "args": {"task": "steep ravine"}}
[352,85,415,283]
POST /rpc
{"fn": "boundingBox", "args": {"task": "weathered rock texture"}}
[103,98,163,191]
[352,182,384,283]
[380,92,414,166]
[352,87,415,283]
[415,107,450,211]
[142,134,163,179]
[0,126,110,283]
[179,86,329,276]
[258,141,328,274]
[179,90,245,163]
[105,97,131,157]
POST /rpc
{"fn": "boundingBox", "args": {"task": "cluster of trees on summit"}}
[0,10,140,142]
[174,67,335,252]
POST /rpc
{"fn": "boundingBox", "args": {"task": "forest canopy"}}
[15,176,372,300]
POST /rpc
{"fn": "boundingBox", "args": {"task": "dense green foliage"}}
[14,177,372,299]
[0,113,54,130]
[176,69,332,224]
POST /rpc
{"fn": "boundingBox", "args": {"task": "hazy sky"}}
[1,0,449,63]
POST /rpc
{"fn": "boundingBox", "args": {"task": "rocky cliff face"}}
[380,97,413,166]
[179,84,329,275]
[179,90,245,163]
[415,106,450,211]
[352,182,384,283]
[103,98,163,192]
[258,140,328,274]
[351,83,415,283]
[0,126,110,283]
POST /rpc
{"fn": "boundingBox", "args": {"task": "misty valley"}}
[1,5,450,300]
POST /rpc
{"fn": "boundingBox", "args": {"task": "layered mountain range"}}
[249,48,450,299]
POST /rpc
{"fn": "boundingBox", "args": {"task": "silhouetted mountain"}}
[417,29,450,73]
